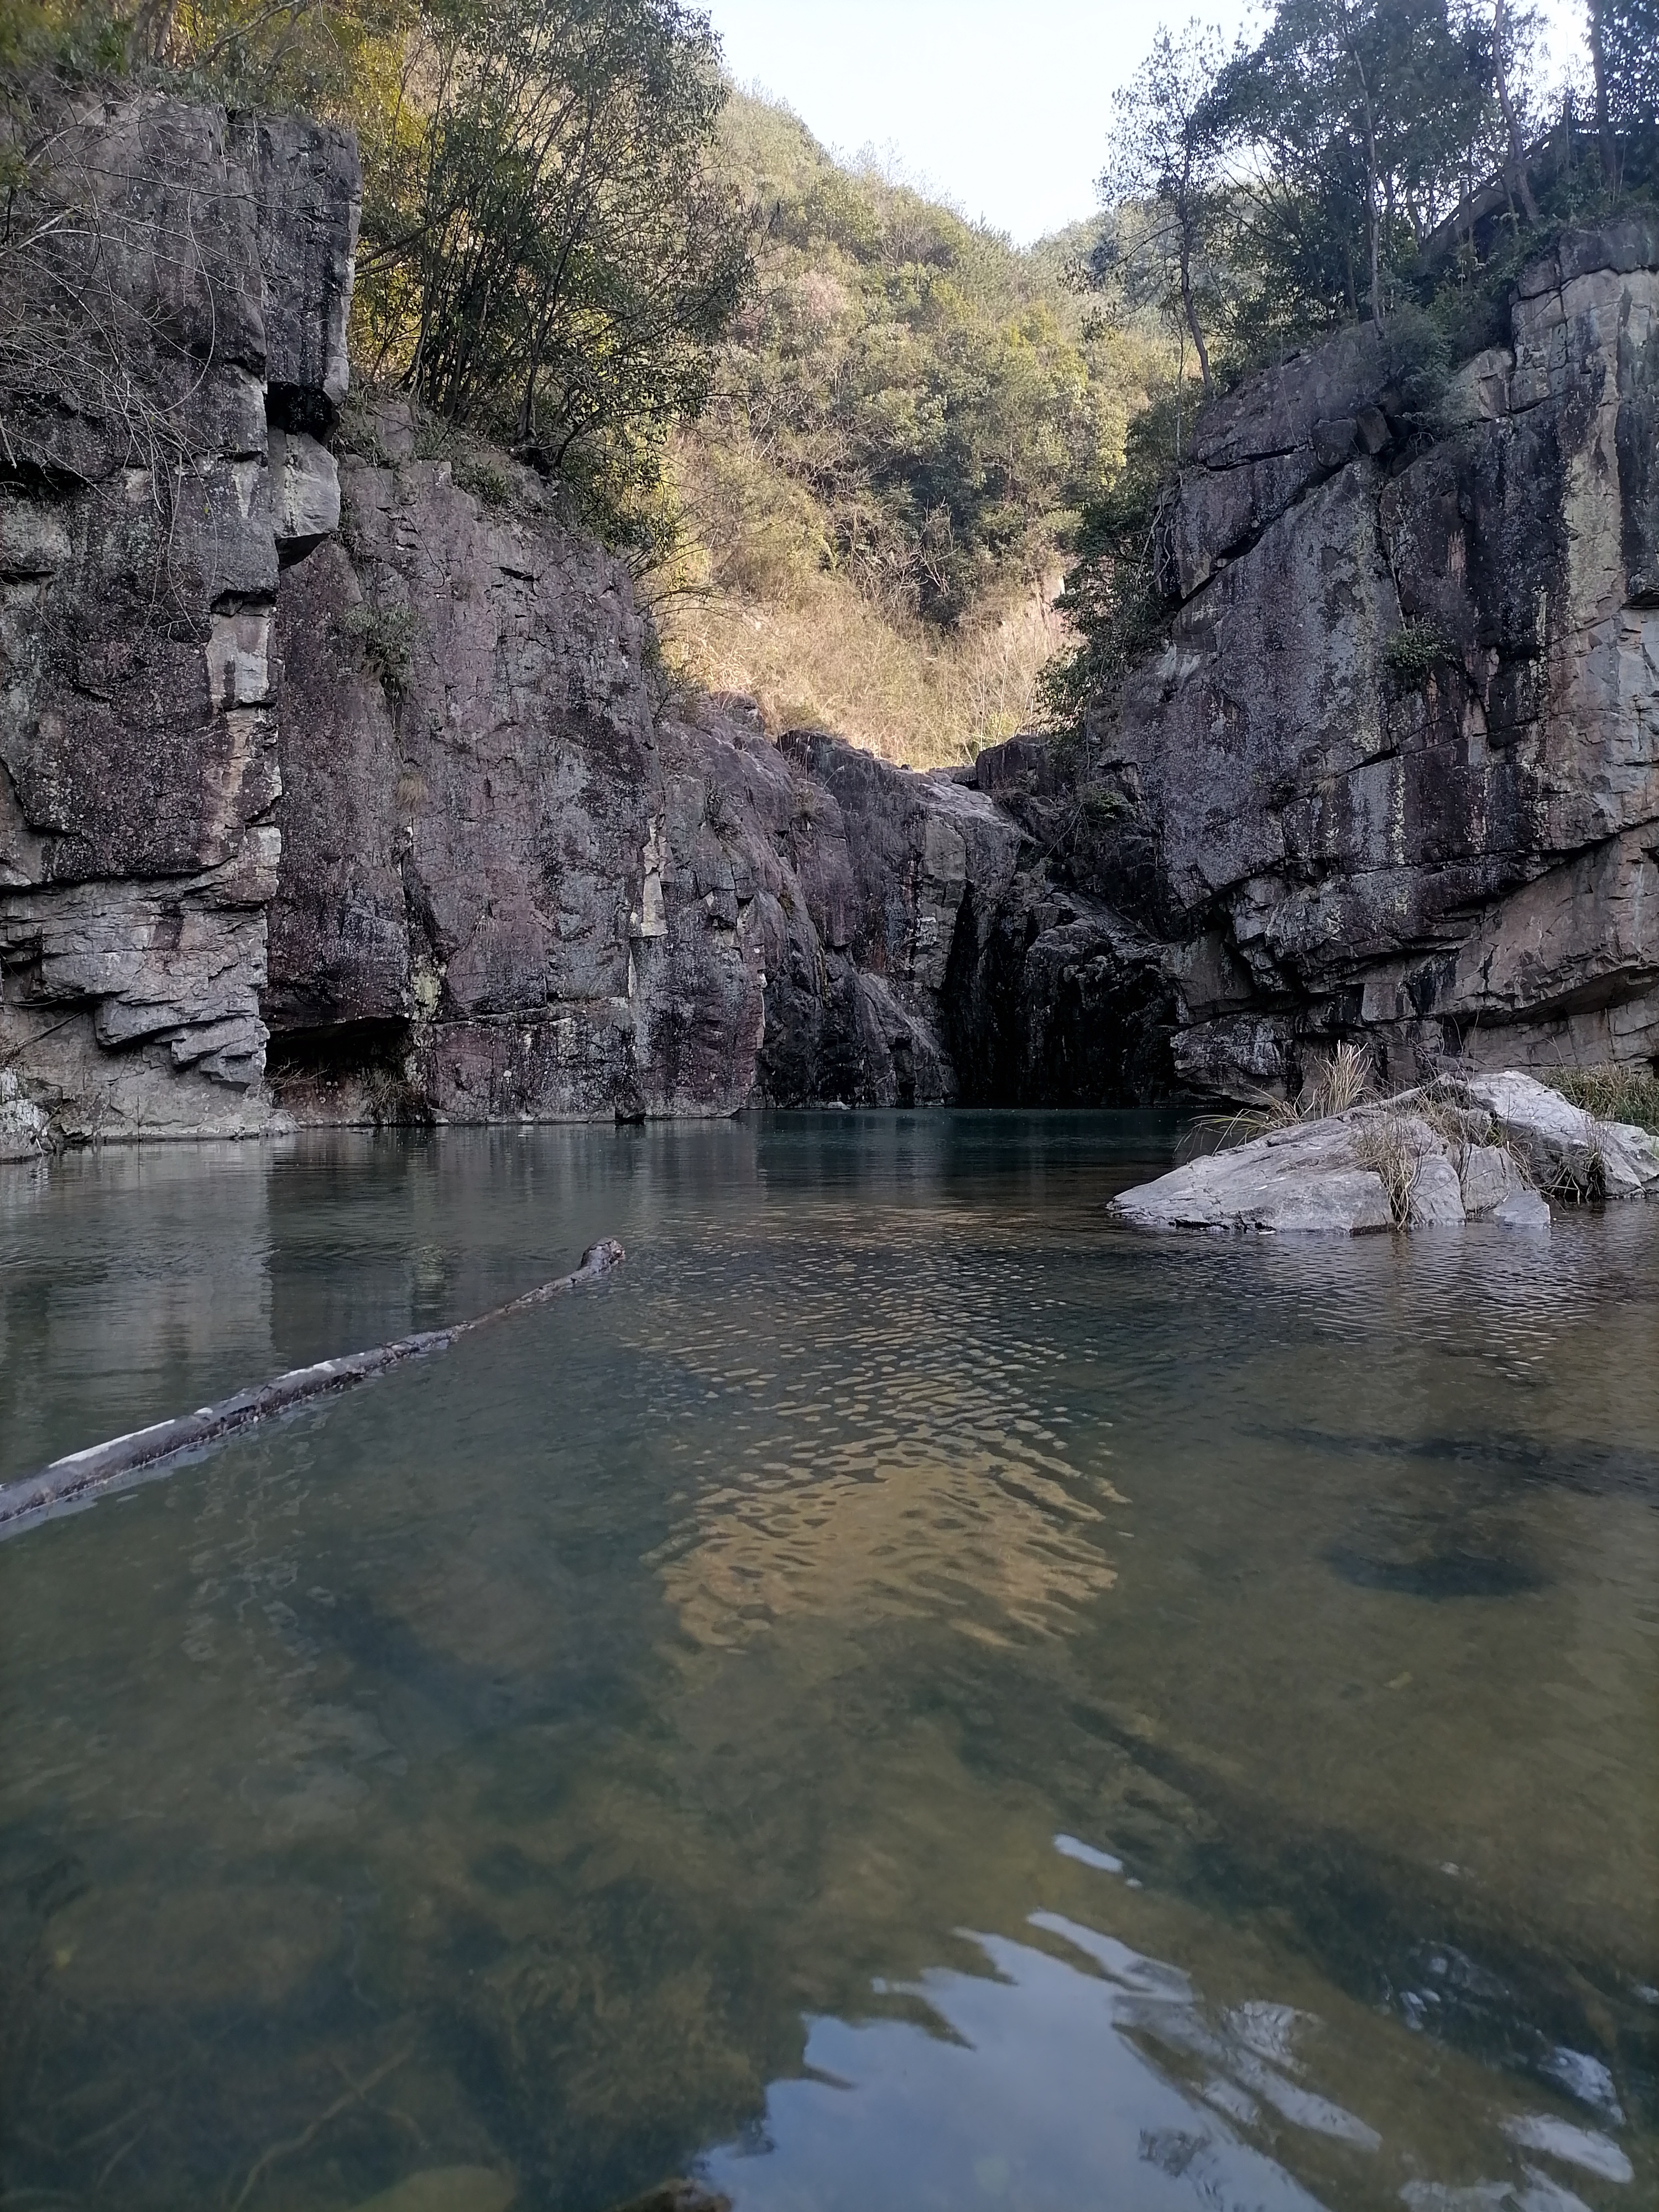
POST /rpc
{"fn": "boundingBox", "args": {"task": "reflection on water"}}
[0,1116,1655,2212]
[708,1907,1336,2212]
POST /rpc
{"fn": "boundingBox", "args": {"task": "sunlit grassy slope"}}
[651,92,1171,767]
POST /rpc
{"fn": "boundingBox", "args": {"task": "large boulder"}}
[1114,1121,1398,1235]
[1110,1070,1653,1233]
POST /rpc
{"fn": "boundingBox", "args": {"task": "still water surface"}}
[0,1115,1655,2212]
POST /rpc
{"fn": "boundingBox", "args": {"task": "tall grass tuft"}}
[1541,1065,1659,1137]
[1353,1117,1423,1228]
[1191,1037,1375,1152]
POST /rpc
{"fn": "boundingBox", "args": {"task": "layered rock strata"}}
[1021,213,1659,1099]
[0,95,357,1139]
[0,96,1107,1138]
[2,90,1656,1140]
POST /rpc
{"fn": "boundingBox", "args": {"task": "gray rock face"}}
[1041,219,1659,1102]
[0,1070,49,1162]
[269,436,769,1122]
[266,440,1042,1120]
[1,93,358,1141]
[227,112,361,426]
[268,430,341,545]
[0,76,1038,1143]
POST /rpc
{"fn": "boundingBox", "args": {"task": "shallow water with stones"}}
[0,1113,1654,2212]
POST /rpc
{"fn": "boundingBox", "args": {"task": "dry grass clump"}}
[1352,1115,1425,1228]
[1196,1039,1375,1151]
[1542,1064,1659,1136]
[654,554,1067,771]
[1184,1048,1657,1218]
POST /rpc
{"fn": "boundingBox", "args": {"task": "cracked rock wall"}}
[993,213,1659,1100]
[4,93,1654,1138]
[0,94,358,1140]
[265,405,1029,1120]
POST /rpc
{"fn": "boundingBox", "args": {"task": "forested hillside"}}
[654,96,1168,765]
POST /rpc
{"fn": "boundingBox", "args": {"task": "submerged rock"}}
[1111,1071,1658,1233]
[347,2169,516,2212]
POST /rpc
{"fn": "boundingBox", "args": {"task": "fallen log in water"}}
[0,1238,625,1536]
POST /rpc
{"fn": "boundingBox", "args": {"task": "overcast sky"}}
[703,0,1590,246]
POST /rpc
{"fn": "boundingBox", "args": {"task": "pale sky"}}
[703,0,1590,246]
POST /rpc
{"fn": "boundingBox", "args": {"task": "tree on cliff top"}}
[1587,0,1659,191]
[1094,22,1233,404]
[1216,0,1495,334]
[352,0,750,524]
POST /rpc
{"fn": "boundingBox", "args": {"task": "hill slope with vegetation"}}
[653,92,1170,765]
[11,0,1653,776]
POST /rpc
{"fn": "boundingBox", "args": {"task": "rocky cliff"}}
[2,92,1656,1147]
[1,92,357,1143]
[1004,216,1659,1099]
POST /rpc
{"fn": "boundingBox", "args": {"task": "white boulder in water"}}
[1112,1071,1659,1234]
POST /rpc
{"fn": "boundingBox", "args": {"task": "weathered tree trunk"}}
[1178,223,1213,402]
[0,1240,625,1536]
[1585,0,1620,193]
[1494,0,1540,225]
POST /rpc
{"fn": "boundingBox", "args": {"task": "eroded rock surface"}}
[3,91,1656,1139]
[267,442,1040,1119]
[1,92,358,1139]
[1111,1071,1655,1233]
[1024,212,1659,1101]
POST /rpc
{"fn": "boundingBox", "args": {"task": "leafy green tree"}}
[1094,20,1233,401]
[1218,0,1494,331]
[353,0,750,537]
[1491,0,1539,223]
[1040,390,1183,737]
[695,101,1134,625]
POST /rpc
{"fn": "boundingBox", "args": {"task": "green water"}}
[0,1115,1654,2212]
